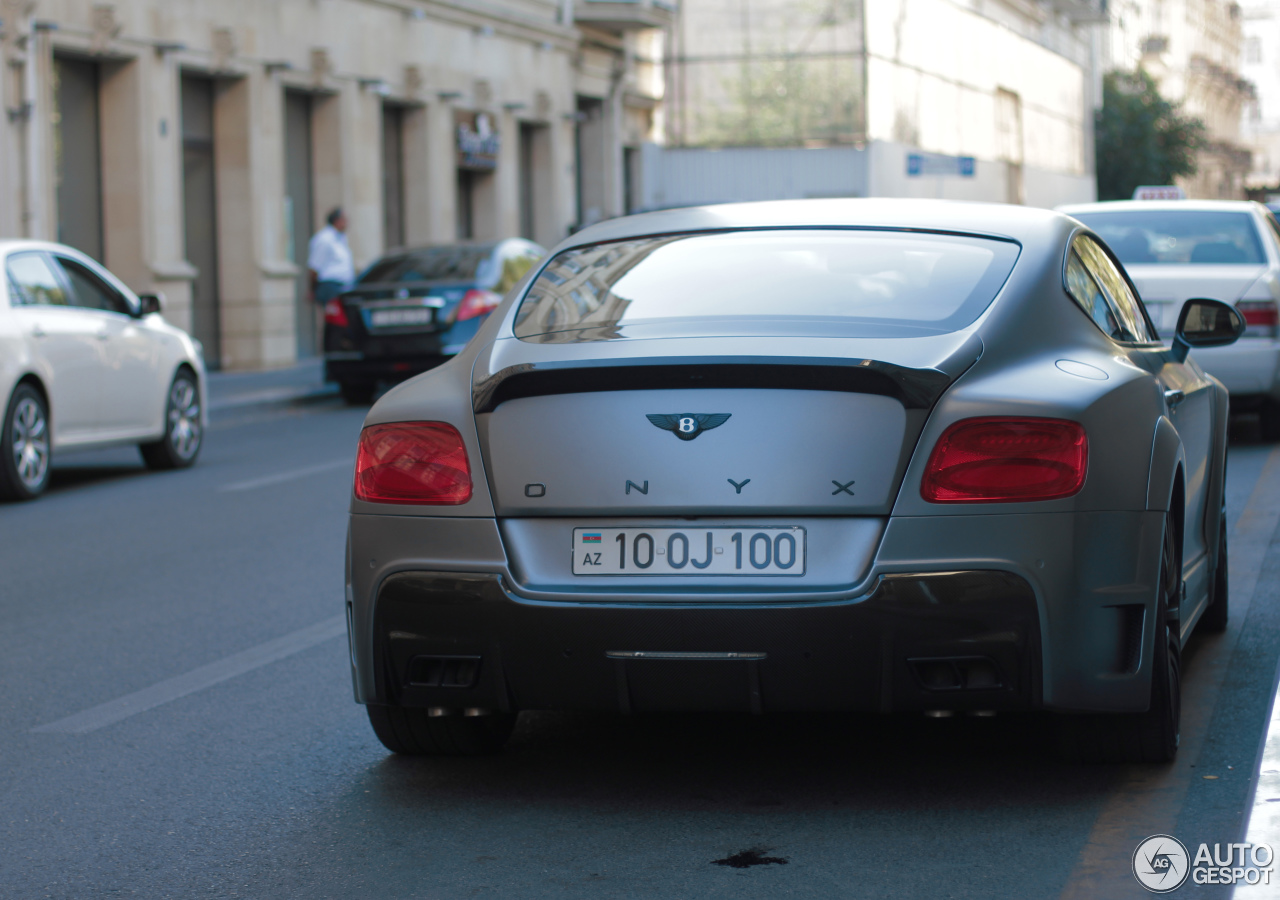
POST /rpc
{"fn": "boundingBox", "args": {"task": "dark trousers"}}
[315,280,347,305]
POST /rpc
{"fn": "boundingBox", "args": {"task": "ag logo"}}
[1133,834,1190,893]
[646,413,731,441]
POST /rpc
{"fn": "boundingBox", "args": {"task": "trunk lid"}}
[1128,264,1264,336]
[473,332,980,517]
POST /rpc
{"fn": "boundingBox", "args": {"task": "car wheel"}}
[340,382,376,406]
[365,706,517,756]
[0,384,52,502]
[1199,504,1229,633]
[1059,513,1181,763]
[140,370,203,470]
[1261,399,1280,442]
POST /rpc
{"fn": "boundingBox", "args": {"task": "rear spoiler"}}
[472,357,956,413]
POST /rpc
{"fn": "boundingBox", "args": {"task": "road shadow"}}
[360,706,1118,820]
[347,633,1228,825]
[1229,411,1275,446]
[47,464,148,493]
[350,630,1225,818]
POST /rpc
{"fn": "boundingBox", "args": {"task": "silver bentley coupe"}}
[344,199,1242,763]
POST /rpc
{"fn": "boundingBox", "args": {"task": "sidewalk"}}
[205,358,338,413]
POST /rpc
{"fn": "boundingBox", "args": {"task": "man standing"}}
[308,207,355,353]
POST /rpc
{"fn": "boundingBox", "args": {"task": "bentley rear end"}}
[347,200,1198,761]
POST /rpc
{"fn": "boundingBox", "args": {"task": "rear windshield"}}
[513,229,1020,341]
[358,245,495,284]
[1071,210,1266,265]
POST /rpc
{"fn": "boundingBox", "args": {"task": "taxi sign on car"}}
[1132,185,1187,200]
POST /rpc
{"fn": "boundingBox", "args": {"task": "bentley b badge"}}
[646,413,731,441]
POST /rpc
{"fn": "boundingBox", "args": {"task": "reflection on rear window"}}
[359,245,495,284]
[1072,211,1266,265]
[513,230,1020,341]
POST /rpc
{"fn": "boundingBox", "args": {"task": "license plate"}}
[370,307,434,327]
[571,527,806,575]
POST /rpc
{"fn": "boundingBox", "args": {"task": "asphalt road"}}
[3,397,1280,899]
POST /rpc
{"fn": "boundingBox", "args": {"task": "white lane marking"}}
[31,615,346,734]
[1236,662,1280,897]
[1231,448,1280,896]
[219,459,351,493]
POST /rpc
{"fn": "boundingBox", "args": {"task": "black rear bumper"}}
[323,322,449,386]
[364,570,1041,714]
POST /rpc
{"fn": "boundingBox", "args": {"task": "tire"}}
[140,369,203,470]
[1058,514,1181,763]
[366,706,517,756]
[1200,504,1229,633]
[1261,399,1280,442]
[340,382,376,406]
[0,383,52,502]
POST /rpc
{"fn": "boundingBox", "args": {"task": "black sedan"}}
[323,239,545,404]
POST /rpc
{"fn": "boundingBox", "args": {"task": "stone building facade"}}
[1107,0,1253,198]
[1240,0,1280,191]
[0,0,667,370]
[654,0,1105,209]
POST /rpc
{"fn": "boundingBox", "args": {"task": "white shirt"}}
[308,225,355,284]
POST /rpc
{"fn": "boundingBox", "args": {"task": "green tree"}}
[1095,69,1206,200]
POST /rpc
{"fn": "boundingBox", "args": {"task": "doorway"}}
[575,96,605,229]
[181,75,221,368]
[623,145,640,215]
[457,170,477,241]
[382,104,406,251]
[519,122,551,242]
[53,57,104,261]
[284,91,316,357]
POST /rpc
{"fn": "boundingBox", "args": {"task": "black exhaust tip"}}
[406,654,481,689]
[908,655,1003,692]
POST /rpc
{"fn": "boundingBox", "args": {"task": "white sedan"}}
[1060,199,1280,437]
[0,241,206,501]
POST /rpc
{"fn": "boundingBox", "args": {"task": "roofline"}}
[553,198,1068,256]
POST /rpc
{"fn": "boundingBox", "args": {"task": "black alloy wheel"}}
[140,370,203,470]
[0,383,52,502]
[366,705,518,756]
[1059,512,1181,763]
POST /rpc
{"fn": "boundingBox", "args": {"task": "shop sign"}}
[457,112,500,170]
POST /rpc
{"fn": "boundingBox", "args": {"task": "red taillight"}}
[353,422,472,505]
[1238,300,1279,334]
[456,288,501,322]
[921,417,1087,503]
[324,298,349,328]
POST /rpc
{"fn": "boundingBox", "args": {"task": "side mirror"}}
[137,292,165,317]
[1172,298,1244,363]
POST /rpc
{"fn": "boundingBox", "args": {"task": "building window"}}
[1142,35,1169,55]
